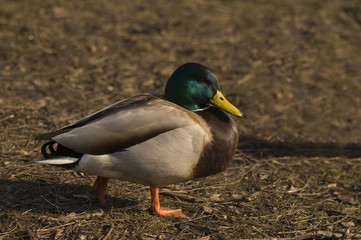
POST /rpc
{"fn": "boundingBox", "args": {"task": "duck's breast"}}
[192,107,239,179]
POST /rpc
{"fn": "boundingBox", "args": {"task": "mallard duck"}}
[34,62,242,218]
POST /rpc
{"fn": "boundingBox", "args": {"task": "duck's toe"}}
[151,207,189,219]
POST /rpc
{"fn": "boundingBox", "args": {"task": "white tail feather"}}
[33,156,79,165]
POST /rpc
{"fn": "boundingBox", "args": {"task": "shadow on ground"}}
[239,136,361,158]
[0,180,138,214]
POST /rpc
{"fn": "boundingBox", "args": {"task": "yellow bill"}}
[210,90,243,117]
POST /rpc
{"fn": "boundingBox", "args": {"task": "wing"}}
[35,94,197,155]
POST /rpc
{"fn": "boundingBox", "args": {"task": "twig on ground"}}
[160,191,246,203]
[101,224,114,240]
[43,210,104,223]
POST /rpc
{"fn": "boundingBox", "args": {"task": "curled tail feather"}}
[34,141,83,169]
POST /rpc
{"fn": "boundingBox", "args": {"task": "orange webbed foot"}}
[152,207,189,218]
[149,186,189,219]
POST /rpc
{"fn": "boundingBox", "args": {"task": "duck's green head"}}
[165,63,243,117]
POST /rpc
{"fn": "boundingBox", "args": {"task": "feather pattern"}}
[37,94,208,155]
[76,123,208,186]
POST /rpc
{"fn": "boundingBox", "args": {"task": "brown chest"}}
[192,107,239,179]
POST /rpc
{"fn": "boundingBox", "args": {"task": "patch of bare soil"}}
[1,0,361,239]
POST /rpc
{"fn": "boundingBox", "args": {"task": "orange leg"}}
[92,176,109,205]
[149,186,189,218]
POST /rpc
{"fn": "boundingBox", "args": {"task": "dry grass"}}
[1,0,361,239]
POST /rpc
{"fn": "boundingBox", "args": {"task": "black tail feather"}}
[37,141,83,169]
[41,141,83,159]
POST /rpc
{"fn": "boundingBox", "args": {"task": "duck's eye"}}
[198,77,207,83]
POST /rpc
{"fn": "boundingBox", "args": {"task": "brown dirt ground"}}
[1,0,361,239]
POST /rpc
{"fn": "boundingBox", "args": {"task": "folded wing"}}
[35,94,195,155]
